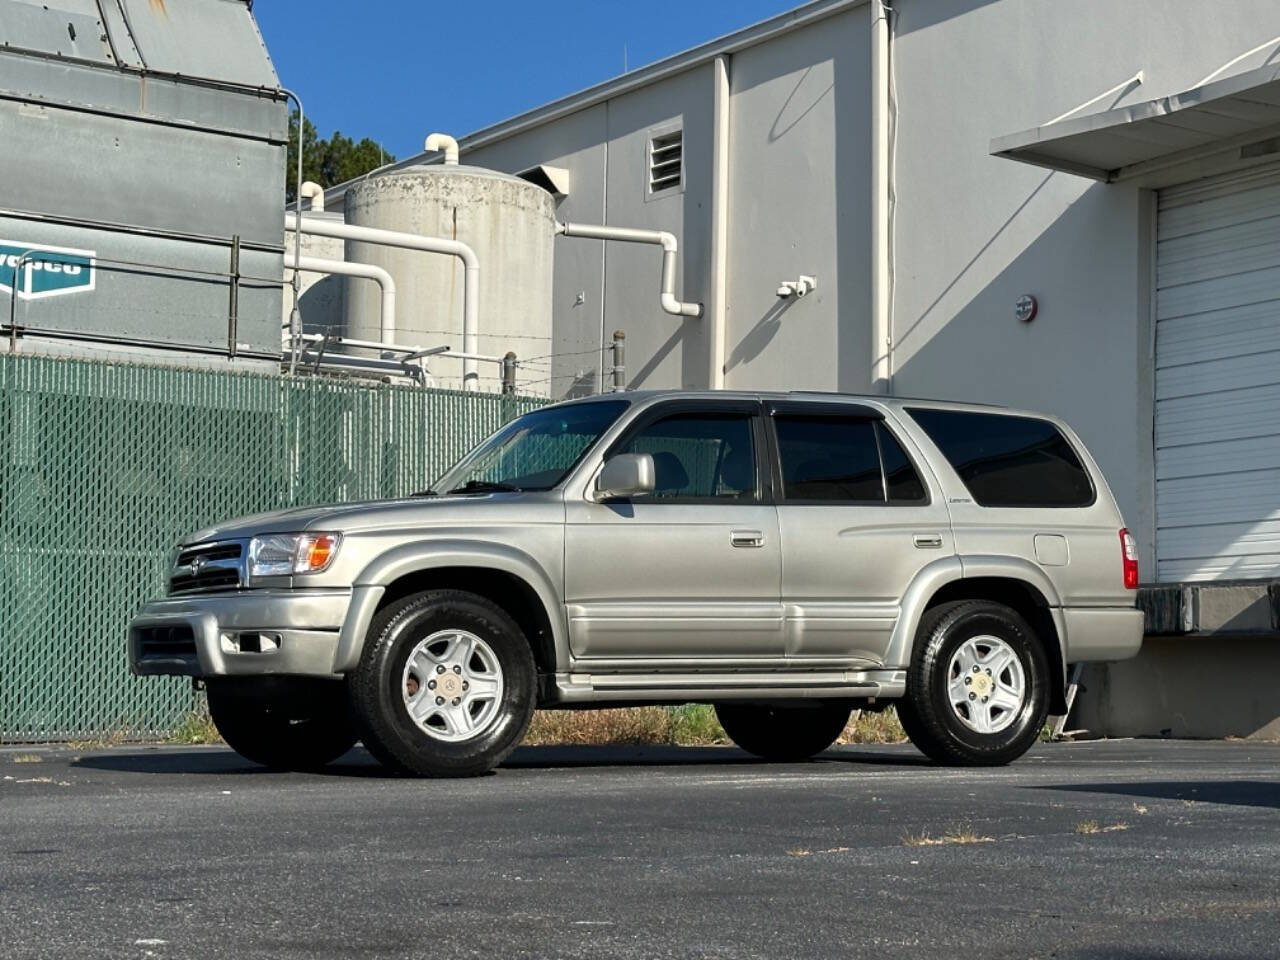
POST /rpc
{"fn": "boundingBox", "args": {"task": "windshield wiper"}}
[410,489,438,498]
[448,479,523,494]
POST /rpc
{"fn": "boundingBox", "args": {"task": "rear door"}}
[563,399,784,661]
[767,401,954,665]
[903,407,1122,607]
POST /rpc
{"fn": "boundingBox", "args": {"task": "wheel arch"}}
[333,540,566,682]
[890,556,1068,714]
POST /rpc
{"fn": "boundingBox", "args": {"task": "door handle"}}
[730,530,765,548]
[913,533,943,549]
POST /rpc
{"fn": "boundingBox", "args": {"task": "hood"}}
[182,492,555,545]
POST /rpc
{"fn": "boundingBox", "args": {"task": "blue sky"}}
[254,1,800,159]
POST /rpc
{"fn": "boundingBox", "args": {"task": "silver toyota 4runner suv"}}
[129,391,1144,775]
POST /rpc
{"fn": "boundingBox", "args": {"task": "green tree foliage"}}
[285,109,394,201]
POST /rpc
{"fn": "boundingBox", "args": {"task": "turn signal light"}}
[298,533,340,573]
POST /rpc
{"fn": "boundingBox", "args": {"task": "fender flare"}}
[333,539,567,674]
[885,554,1066,672]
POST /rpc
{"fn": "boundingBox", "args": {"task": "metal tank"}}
[343,162,556,393]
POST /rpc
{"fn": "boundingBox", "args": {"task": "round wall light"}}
[1015,294,1038,323]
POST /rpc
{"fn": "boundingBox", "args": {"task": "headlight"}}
[248,533,341,578]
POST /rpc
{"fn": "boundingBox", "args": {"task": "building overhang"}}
[991,63,1280,187]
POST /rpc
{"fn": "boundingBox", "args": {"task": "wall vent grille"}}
[648,130,683,193]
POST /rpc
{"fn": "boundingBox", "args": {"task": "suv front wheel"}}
[349,589,537,777]
[898,600,1048,766]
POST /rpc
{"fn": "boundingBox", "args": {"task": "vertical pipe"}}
[612,330,626,392]
[870,0,892,394]
[227,234,240,359]
[708,54,731,390]
[502,352,517,395]
[463,263,480,390]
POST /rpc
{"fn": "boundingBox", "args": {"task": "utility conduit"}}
[555,221,703,318]
[284,252,396,344]
[284,212,482,390]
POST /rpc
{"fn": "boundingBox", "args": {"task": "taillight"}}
[1119,528,1138,589]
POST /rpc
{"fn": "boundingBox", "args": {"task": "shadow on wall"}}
[297,273,345,338]
[725,297,797,374]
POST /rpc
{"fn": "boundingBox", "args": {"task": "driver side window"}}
[619,413,757,501]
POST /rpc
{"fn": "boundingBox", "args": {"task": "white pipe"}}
[708,54,731,389]
[869,0,891,394]
[285,211,482,390]
[284,252,396,343]
[555,221,702,318]
[425,132,460,165]
[299,181,325,212]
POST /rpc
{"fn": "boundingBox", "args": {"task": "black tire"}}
[902,600,1049,766]
[206,679,357,770]
[349,589,536,777]
[715,703,850,761]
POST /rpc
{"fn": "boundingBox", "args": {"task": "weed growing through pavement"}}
[902,827,995,847]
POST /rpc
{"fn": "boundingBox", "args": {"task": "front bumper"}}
[128,589,353,678]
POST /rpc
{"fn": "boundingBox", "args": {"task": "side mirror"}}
[596,453,655,501]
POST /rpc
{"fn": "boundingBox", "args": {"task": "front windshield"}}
[431,400,630,494]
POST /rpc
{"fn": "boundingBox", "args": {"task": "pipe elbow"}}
[298,181,325,212]
[425,133,460,165]
[662,294,703,318]
[656,231,679,254]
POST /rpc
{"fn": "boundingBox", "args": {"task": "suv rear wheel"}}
[715,703,850,761]
[206,679,357,770]
[349,589,536,777]
[899,600,1048,766]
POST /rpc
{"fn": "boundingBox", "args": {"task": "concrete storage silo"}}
[283,207,348,339]
[342,149,556,393]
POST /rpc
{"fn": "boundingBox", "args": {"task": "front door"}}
[564,401,783,661]
[768,402,954,666]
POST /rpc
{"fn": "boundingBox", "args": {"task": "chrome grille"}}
[169,540,245,595]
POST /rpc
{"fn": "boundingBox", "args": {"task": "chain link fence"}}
[0,352,547,742]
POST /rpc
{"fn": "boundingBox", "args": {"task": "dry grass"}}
[168,711,222,745]
[903,827,995,847]
[522,705,725,747]
[1076,820,1129,835]
[11,754,43,764]
[837,707,907,745]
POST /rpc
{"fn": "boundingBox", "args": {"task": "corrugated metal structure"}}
[0,0,287,361]
[1154,165,1280,581]
[0,351,546,741]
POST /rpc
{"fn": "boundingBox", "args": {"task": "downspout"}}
[708,54,731,389]
[870,0,892,394]
[284,251,396,343]
[555,221,703,318]
[284,212,482,389]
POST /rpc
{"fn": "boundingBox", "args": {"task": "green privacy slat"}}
[0,353,547,742]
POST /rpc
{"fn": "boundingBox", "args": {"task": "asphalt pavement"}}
[2,739,1278,959]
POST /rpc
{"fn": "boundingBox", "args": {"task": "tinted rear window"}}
[906,409,1094,508]
[773,417,927,504]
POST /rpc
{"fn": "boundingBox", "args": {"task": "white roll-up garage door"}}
[1155,164,1280,581]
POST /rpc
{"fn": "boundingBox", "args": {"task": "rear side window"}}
[906,408,1094,508]
[773,416,927,504]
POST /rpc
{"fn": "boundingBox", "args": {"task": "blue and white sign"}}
[0,240,96,300]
